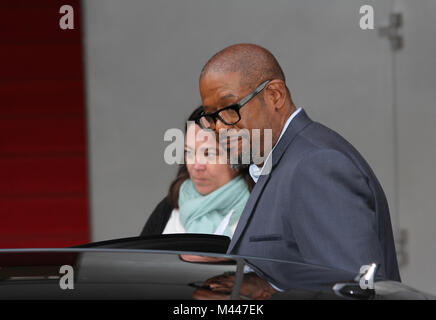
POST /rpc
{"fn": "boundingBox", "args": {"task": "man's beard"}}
[229,162,250,170]
[227,147,253,170]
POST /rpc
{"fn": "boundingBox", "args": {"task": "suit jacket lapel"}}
[228,172,271,252]
[271,109,313,167]
[227,109,313,253]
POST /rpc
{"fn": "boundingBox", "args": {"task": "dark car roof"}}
[0,234,433,300]
[0,247,358,300]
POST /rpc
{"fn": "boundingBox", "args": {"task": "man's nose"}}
[215,118,229,131]
[214,118,232,138]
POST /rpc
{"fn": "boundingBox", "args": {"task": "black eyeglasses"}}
[197,79,271,130]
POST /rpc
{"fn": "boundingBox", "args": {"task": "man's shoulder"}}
[277,120,370,177]
[297,120,354,150]
[284,119,364,162]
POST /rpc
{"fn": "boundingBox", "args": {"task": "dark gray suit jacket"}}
[227,109,401,289]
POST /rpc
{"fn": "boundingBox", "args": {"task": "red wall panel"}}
[0,156,87,195]
[0,116,86,154]
[0,80,84,115]
[0,5,81,43]
[0,43,83,81]
[0,0,90,248]
[0,197,88,234]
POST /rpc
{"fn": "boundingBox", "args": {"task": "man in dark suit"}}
[197,43,400,291]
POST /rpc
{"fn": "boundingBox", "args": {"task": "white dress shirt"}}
[245,107,303,291]
[249,107,302,182]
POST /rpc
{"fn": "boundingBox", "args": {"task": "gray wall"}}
[82,0,436,294]
[394,0,436,296]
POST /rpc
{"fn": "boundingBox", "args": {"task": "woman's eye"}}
[205,150,217,159]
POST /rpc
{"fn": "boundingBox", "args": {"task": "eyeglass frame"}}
[197,79,272,128]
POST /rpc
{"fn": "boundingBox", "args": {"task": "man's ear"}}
[264,80,287,111]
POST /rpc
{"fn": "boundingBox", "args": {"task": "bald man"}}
[197,43,401,290]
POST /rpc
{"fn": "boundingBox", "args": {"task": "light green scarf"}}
[178,175,250,238]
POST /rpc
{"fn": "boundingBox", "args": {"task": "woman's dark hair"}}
[167,106,254,208]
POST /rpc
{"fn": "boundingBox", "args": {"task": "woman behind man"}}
[140,107,254,238]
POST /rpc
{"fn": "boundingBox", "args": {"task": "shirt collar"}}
[249,107,303,183]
